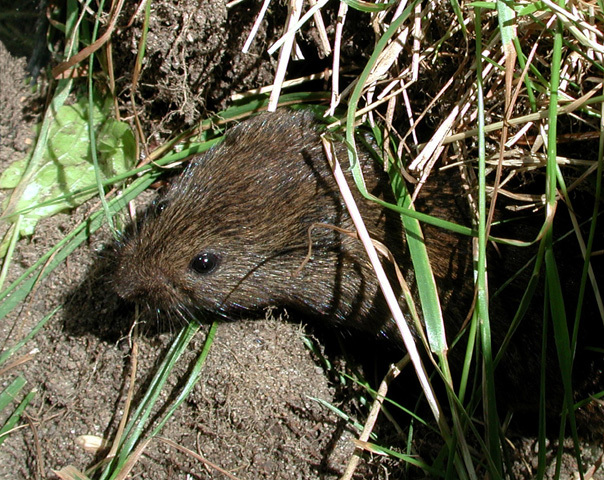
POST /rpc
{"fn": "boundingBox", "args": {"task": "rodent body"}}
[114,109,603,430]
[115,109,472,341]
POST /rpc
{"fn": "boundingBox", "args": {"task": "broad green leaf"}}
[0,94,135,240]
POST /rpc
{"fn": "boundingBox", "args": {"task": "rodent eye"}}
[189,252,220,274]
[154,199,169,214]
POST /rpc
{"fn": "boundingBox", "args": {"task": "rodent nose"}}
[114,258,173,305]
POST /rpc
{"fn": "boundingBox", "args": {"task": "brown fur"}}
[114,110,472,341]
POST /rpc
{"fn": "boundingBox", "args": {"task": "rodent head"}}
[113,110,387,326]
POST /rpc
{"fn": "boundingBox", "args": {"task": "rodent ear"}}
[189,252,220,274]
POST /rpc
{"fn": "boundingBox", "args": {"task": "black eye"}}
[154,199,169,214]
[189,252,220,274]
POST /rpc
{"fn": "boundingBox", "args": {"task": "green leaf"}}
[0,159,28,189]
[0,94,135,240]
[98,119,137,178]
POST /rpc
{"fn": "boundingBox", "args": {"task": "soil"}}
[0,2,603,480]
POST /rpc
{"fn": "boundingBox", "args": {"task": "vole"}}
[113,109,603,431]
[114,109,471,339]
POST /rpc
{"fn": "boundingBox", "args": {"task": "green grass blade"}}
[0,306,59,368]
[102,320,216,480]
[356,440,444,476]
[101,322,201,479]
[474,5,502,476]
[0,377,36,447]
[0,376,26,412]
[150,321,218,437]
[545,6,584,478]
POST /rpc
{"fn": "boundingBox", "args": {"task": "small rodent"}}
[114,109,471,340]
[114,109,603,430]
